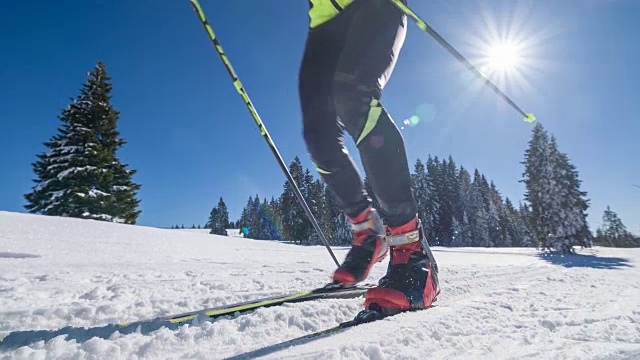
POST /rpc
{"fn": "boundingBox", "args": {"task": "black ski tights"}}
[299,0,416,227]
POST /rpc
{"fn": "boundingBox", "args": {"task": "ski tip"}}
[524,113,536,123]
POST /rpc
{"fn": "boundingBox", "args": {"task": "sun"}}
[486,41,522,72]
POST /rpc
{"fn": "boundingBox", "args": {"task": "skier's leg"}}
[333,0,440,310]
[299,4,388,285]
[299,7,370,221]
[333,0,416,228]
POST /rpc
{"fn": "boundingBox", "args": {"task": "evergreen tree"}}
[304,177,326,244]
[431,157,448,245]
[24,61,141,223]
[238,195,263,239]
[452,211,473,247]
[517,203,535,247]
[499,198,518,247]
[269,197,283,240]
[521,123,558,250]
[208,197,229,235]
[279,157,307,243]
[595,206,638,247]
[470,170,489,247]
[522,124,592,253]
[549,136,592,250]
[452,166,473,247]
[412,158,438,241]
[252,195,263,238]
[325,185,351,245]
[425,156,441,243]
[255,197,268,239]
[485,200,500,247]
[333,211,352,246]
[258,198,280,240]
[484,182,503,247]
[435,157,458,246]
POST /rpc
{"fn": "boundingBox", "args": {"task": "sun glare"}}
[452,0,551,111]
[486,41,521,72]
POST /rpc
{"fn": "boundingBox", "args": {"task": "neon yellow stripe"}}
[389,0,428,32]
[356,99,382,145]
[309,0,354,28]
[168,291,313,324]
[335,0,354,8]
[316,166,331,175]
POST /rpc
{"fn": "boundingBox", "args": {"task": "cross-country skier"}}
[300,0,440,314]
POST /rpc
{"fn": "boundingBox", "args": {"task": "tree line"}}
[207,122,637,253]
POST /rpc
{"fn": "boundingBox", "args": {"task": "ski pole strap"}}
[385,229,420,246]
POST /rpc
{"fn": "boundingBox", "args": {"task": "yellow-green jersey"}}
[308,0,355,28]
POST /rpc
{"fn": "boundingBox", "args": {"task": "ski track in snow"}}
[0,211,639,359]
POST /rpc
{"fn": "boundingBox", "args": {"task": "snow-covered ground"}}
[0,211,639,359]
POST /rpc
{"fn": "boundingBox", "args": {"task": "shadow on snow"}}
[0,314,226,350]
[536,252,633,269]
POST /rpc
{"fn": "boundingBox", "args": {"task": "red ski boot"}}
[364,217,440,314]
[332,207,389,285]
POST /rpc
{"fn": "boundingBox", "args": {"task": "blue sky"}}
[1,0,638,234]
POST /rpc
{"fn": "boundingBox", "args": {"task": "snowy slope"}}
[0,211,639,359]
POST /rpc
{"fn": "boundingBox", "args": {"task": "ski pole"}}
[388,0,536,123]
[189,0,340,268]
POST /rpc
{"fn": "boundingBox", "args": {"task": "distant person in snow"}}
[299,0,439,314]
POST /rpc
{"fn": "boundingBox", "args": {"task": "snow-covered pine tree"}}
[279,157,307,243]
[238,196,253,237]
[522,124,592,253]
[485,182,504,247]
[425,156,441,243]
[595,206,637,247]
[251,195,262,238]
[432,157,453,246]
[304,177,326,244]
[521,123,554,249]
[324,185,351,245]
[257,198,273,240]
[451,211,473,247]
[470,170,489,247]
[517,203,535,247]
[548,136,592,251]
[207,197,229,235]
[269,196,283,240]
[25,61,140,223]
[453,166,473,247]
[485,200,500,248]
[412,158,438,243]
[436,157,458,246]
[499,197,517,247]
[333,210,352,246]
[313,182,335,245]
